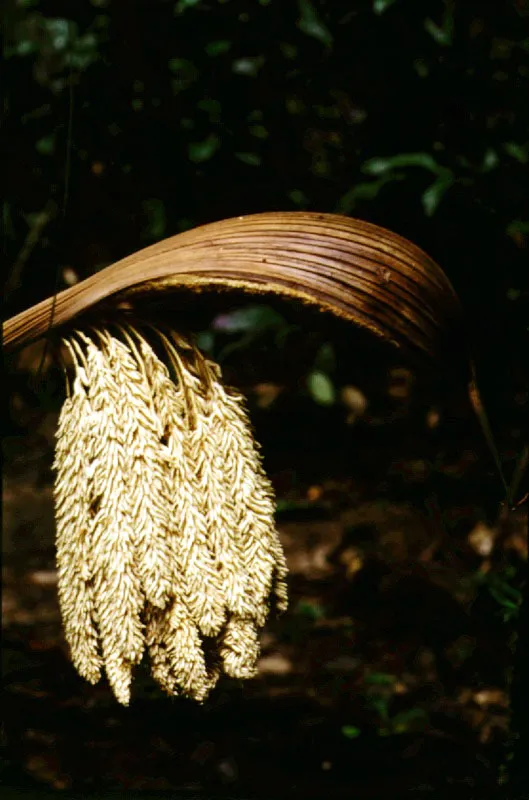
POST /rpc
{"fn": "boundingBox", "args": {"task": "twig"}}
[5,199,57,295]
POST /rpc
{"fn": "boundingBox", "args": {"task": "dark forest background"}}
[2,1,528,798]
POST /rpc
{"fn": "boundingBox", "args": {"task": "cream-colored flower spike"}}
[53,323,288,705]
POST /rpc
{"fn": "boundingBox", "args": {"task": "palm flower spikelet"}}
[53,322,287,705]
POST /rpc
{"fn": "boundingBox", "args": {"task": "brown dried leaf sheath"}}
[3,212,467,374]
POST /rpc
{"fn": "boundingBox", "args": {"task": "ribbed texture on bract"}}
[3,212,466,375]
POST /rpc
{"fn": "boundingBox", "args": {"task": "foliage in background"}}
[3,2,527,365]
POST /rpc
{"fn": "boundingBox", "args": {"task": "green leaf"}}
[188,134,219,163]
[307,370,336,405]
[288,189,309,207]
[489,590,518,610]
[362,152,441,176]
[482,147,499,172]
[232,56,265,76]
[235,152,262,166]
[276,499,313,513]
[36,134,55,156]
[366,695,390,720]
[342,725,361,738]
[168,57,196,73]
[286,95,306,115]
[249,124,269,140]
[373,0,397,14]
[69,40,100,71]
[174,0,201,13]
[280,42,298,60]
[314,104,341,120]
[490,579,522,604]
[142,198,166,241]
[504,141,529,164]
[296,600,325,620]
[12,39,36,57]
[169,58,198,92]
[297,0,333,48]
[197,98,221,120]
[413,58,429,78]
[390,708,428,734]
[507,220,529,237]
[364,672,396,686]
[421,172,454,216]
[205,40,232,57]
[336,175,404,213]
[424,13,454,47]
[314,342,336,373]
[44,18,73,51]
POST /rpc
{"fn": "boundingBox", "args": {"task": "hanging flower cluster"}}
[53,324,287,705]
